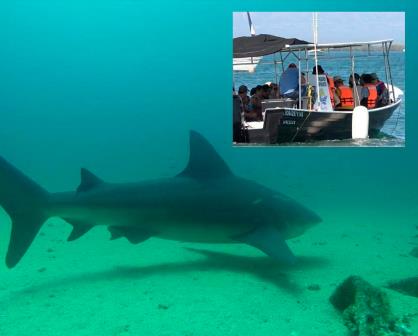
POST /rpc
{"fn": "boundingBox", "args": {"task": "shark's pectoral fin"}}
[64,219,94,241]
[233,226,296,265]
[108,226,152,244]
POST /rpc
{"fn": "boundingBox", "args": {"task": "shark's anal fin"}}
[108,226,152,244]
[177,131,233,179]
[77,168,104,193]
[64,218,94,241]
[233,225,296,265]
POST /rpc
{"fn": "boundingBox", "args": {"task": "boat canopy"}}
[281,39,394,52]
[233,34,310,58]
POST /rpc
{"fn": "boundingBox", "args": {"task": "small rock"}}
[46,248,54,253]
[38,267,47,273]
[307,284,321,291]
[158,304,169,310]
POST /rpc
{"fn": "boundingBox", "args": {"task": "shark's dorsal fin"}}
[178,131,232,179]
[77,168,104,192]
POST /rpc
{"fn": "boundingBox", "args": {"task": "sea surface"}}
[234,51,405,146]
[0,2,417,336]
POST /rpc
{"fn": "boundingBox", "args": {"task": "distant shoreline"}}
[335,44,405,52]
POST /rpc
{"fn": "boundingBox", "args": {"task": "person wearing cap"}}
[279,63,300,99]
[334,76,354,110]
[371,73,389,107]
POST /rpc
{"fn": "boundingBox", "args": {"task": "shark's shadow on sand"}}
[15,248,329,297]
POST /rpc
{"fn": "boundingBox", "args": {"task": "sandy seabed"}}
[0,208,417,336]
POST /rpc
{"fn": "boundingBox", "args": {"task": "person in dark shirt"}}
[238,85,251,113]
[371,73,389,107]
[261,84,271,99]
[247,85,263,121]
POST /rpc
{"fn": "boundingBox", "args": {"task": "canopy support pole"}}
[385,41,396,103]
[298,50,302,109]
[312,13,320,110]
[274,53,278,89]
[350,46,359,107]
[382,42,390,99]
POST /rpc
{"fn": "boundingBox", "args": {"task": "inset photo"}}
[232,12,405,146]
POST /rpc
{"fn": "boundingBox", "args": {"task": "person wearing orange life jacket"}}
[312,65,336,108]
[333,76,354,110]
[349,73,367,107]
[361,74,378,109]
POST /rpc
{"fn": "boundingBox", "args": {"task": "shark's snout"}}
[307,209,322,226]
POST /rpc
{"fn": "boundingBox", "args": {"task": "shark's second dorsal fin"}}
[77,168,104,192]
[177,131,233,179]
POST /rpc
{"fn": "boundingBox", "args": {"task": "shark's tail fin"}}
[0,157,49,268]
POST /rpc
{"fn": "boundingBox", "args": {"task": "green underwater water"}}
[0,1,417,335]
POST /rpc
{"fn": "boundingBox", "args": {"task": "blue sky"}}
[233,12,405,44]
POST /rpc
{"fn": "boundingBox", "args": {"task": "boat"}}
[233,12,261,73]
[233,36,404,145]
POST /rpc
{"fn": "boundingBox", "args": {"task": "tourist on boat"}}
[334,76,354,110]
[312,65,325,75]
[247,85,263,121]
[300,72,307,97]
[261,84,272,99]
[361,74,378,109]
[312,65,335,108]
[233,94,243,142]
[279,63,299,99]
[238,85,251,113]
[269,82,279,99]
[371,73,389,107]
[349,73,367,107]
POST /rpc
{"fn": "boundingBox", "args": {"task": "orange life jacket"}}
[337,86,354,109]
[327,76,335,108]
[365,83,378,109]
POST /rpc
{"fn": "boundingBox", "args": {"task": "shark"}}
[0,131,321,269]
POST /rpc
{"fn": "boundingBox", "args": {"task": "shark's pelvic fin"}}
[0,157,49,268]
[233,225,297,265]
[64,218,94,241]
[77,168,104,193]
[108,226,152,244]
[177,131,232,179]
